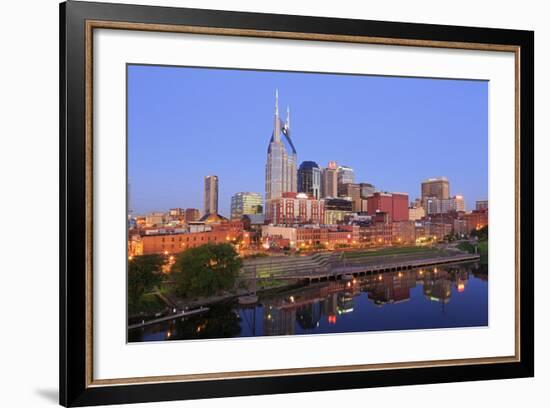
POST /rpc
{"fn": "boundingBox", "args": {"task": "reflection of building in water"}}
[471,263,488,281]
[262,281,359,335]
[296,303,322,330]
[321,293,339,324]
[423,271,453,304]
[451,265,470,293]
[366,271,416,305]
[337,292,355,314]
[260,264,476,336]
[263,305,296,336]
[322,293,338,316]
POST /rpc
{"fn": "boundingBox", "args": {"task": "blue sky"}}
[128,64,488,216]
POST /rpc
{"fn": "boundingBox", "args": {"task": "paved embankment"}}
[240,248,480,281]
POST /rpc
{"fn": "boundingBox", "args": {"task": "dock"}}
[128,306,210,330]
[304,253,480,282]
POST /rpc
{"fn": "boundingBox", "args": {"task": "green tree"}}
[171,243,242,298]
[128,254,164,308]
[470,225,488,241]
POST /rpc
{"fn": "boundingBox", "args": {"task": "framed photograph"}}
[60,1,534,406]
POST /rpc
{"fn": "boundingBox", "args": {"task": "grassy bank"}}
[343,246,439,260]
[458,240,488,264]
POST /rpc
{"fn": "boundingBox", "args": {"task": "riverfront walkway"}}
[240,249,480,282]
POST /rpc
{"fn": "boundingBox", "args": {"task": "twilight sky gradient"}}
[128,64,488,216]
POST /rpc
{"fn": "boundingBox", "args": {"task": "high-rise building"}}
[230,192,263,219]
[451,195,466,212]
[204,175,218,216]
[359,182,375,198]
[265,90,297,221]
[337,165,355,196]
[425,195,466,215]
[339,183,362,212]
[421,177,450,206]
[321,161,338,198]
[298,161,321,199]
[476,200,489,211]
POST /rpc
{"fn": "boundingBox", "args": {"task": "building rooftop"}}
[198,213,228,224]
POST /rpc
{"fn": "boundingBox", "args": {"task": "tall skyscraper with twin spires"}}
[265,90,297,221]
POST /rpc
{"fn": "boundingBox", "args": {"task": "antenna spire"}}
[275,89,279,117]
[286,105,290,129]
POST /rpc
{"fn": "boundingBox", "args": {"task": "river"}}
[128,262,488,342]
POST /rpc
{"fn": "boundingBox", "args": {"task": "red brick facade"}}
[366,192,409,222]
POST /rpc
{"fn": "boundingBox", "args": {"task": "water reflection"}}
[129,262,488,342]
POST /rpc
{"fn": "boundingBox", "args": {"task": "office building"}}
[230,192,262,219]
[425,195,466,215]
[339,183,362,212]
[265,90,297,219]
[298,161,321,199]
[324,197,353,225]
[337,165,355,196]
[421,177,450,207]
[321,161,338,198]
[476,200,489,211]
[359,182,376,198]
[204,175,219,215]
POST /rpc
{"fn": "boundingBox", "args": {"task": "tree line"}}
[128,243,241,308]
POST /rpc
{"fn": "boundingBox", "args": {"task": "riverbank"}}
[129,246,479,325]
[458,240,488,264]
[162,278,304,310]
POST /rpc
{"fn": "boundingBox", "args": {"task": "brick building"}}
[130,221,247,256]
[366,192,409,222]
[265,192,325,226]
[464,210,489,233]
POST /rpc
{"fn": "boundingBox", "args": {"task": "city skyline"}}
[128,64,488,216]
